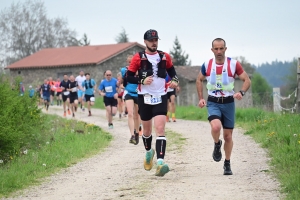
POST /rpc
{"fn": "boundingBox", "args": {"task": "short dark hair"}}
[85,73,90,76]
[212,38,226,47]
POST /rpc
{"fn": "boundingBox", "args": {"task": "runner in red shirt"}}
[126,29,179,177]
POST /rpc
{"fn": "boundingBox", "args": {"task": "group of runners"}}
[37,71,96,118]
[32,28,251,178]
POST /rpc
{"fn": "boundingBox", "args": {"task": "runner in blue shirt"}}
[29,85,35,98]
[121,55,141,145]
[82,73,96,116]
[99,70,118,128]
[40,79,51,111]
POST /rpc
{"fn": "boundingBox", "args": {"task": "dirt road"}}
[6,107,281,200]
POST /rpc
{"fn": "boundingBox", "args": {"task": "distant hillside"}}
[253,60,294,87]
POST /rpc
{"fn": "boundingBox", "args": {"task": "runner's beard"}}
[146,44,157,52]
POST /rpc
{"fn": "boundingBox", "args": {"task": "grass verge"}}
[174,105,300,200]
[0,114,112,198]
[175,105,207,120]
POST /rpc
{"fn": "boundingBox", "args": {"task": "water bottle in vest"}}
[222,69,229,85]
[210,69,216,85]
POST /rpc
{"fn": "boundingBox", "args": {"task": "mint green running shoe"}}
[144,149,155,171]
[155,160,170,177]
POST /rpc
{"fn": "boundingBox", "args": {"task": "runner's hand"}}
[198,99,206,108]
[142,76,153,85]
[169,81,178,89]
[233,92,243,100]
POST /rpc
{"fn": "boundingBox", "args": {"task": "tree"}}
[234,56,255,75]
[283,58,297,91]
[251,72,273,108]
[78,33,91,46]
[115,28,129,43]
[169,36,191,66]
[0,0,79,68]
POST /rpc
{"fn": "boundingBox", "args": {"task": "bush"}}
[0,75,45,162]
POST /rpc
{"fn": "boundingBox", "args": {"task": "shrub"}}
[0,75,45,162]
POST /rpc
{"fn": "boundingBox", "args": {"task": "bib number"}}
[105,86,113,93]
[144,95,162,105]
[71,87,77,92]
[63,91,70,96]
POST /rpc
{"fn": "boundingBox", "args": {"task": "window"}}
[18,71,21,74]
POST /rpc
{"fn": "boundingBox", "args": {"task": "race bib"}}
[105,86,113,93]
[72,87,77,92]
[63,91,70,96]
[144,94,162,105]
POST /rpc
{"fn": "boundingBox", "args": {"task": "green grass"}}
[0,114,112,198]
[174,105,300,200]
[93,96,105,109]
[175,105,207,120]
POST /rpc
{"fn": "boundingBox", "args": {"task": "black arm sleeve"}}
[166,66,177,78]
[126,70,141,84]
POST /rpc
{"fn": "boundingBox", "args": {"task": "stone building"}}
[175,66,253,107]
[6,42,145,87]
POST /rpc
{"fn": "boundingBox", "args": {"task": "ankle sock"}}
[225,159,230,164]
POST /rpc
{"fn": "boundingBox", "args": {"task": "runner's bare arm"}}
[196,71,206,100]
[238,71,251,93]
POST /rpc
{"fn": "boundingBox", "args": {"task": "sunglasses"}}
[106,74,112,76]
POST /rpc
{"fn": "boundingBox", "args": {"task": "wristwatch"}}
[239,90,245,96]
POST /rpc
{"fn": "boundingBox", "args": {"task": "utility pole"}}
[297,57,300,113]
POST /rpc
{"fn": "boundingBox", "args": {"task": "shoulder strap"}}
[138,51,147,60]
[157,50,164,59]
[206,59,213,76]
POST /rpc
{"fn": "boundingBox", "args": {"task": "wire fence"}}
[176,88,298,113]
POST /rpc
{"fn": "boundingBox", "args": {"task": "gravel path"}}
[5,106,281,200]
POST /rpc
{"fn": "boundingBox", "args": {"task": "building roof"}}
[175,66,200,82]
[6,42,145,69]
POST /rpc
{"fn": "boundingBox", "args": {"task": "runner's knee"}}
[223,133,232,142]
[210,120,222,133]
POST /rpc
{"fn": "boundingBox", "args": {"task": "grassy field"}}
[0,114,112,198]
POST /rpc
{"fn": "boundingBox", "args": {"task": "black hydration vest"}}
[138,50,167,80]
[84,80,93,89]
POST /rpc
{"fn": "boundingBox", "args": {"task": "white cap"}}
[29,85,32,88]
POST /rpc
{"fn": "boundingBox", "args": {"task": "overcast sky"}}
[1,0,299,66]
